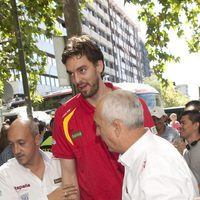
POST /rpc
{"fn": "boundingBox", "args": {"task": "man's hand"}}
[48,185,78,200]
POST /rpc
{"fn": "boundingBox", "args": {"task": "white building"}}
[10,0,151,97]
[176,84,200,100]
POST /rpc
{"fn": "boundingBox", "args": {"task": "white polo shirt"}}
[0,151,61,200]
[119,129,199,200]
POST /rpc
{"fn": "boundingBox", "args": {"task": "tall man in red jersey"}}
[52,35,155,200]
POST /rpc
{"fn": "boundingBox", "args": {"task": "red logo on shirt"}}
[142,160,147,169]
[14,184,31,190]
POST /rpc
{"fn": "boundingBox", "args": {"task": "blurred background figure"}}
[185,100,200,111]
[37,120,46,144]
[151,106,180,143]
[169,113,181,132]
[40,118,54,152]
[0,122,13,166]
[179,110,200,192]
[174,100,200,155]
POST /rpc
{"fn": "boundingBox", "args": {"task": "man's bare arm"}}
[48,185,78,200]
[60,158,80,199]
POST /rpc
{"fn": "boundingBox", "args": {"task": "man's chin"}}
[16,157,26,166]
[108,147,114,152]
[81,91,94,98]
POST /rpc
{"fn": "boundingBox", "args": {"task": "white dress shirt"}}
[119,129,199,200]
[0,151,61,200]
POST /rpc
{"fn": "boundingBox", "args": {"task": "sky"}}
[117,0,200,86]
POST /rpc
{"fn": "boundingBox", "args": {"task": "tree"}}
[144,75,189,107]
[125,0,200,85]
[0,0,63,100]
[0,0,91,100]
[0,0,199,99]
[62,0,82,37]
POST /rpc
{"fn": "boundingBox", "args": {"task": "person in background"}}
[0,117,78,200]
[185,100,200,111]
[41,117,54,152]
[52,35,155,200]
[180,110,200,192]
[169,113,181,132]
[0,122,13,166]
[38,120,46,144]
[94,89,199,199]
[175,100,200,154]
[151,106,180,142]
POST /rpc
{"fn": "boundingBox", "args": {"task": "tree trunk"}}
[62,0,82,37]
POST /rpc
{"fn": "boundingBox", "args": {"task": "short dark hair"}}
[62,35,105,77]
[181,110,200,133]
[185,100,200,111]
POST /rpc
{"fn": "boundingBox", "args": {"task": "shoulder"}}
[42,151,61,165]
[166,126,178,133]
[0,158,18,175]
[55,94,81,115]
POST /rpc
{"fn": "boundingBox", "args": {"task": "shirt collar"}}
[119,129,153,168]
[14,150,52,172]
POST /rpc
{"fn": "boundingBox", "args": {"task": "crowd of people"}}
[0,35,200,200]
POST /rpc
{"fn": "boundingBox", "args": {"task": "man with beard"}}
[0,118,78,200]
[52,35,155,200]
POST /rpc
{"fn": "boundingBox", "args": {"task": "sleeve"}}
[139,154,199,199]
[0,170,19,200]
[52,108,75,159]
[138,97,156,132]
[141,174,197,200]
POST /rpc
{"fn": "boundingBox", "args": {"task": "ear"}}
[112,119,122,137]
[35,134,41,146]
[194,122,200,131]
[96,60,104,74]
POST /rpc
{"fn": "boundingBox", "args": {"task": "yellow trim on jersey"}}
[63,108,76,145]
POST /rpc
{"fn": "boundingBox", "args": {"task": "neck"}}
[87,81,111,107]
[156,125,166,136]
[122,127,146,153]
[28,152,45,180]
[186,133,200,144]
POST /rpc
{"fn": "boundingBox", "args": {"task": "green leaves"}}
[0,0,63,100]
[144,75,189,107]
[127,0,200,82]
[0,0,199,100]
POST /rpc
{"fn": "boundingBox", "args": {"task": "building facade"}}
[81,0,150,83]
[9,0,151,97]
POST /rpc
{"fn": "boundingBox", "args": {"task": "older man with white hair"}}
[94,89,199,200]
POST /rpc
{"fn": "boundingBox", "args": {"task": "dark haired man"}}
[180,110,200,191]
[52,35,155,199]
[185,100,200,112]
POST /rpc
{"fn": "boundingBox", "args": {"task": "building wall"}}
[81,0,146,83]
[11,0,151,96]
[176,84,200,100]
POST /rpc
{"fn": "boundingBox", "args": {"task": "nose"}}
[12,144,21,155]
[73,73,81,84]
